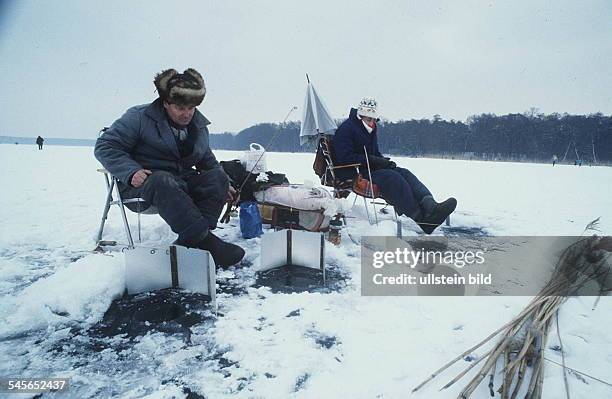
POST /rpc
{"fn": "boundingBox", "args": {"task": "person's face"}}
[164,101,196,126]
[361,116,376,128]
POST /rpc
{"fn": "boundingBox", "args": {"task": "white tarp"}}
[254,184,351,218]
[254,184,332,211]
[299,81,337,145]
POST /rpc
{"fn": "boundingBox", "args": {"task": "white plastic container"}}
[244,143,267,174]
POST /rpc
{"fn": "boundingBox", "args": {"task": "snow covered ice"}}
[1,144,611,398]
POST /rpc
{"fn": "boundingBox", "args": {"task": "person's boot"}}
[197,232,245,268]
[417,196,457,234]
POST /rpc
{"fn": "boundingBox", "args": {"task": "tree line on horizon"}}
[209,110,612,164]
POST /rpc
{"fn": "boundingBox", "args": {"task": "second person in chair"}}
[331,97,457,234]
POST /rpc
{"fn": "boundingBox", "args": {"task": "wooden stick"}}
[411,234,607,398]
[439,347,494,391]
[500,350,511,399]
[509,356,527,399]
[532,318,551,398]
[488,355,497,397]
[524,356,541,398]
[412,296,550,393]
[506,329,534,372]
[458,333,517,398]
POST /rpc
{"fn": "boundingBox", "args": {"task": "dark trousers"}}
[370,166,432,219]
[121,169,229,244]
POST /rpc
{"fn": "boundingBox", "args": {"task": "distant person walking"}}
[552,154,558,166]
[36,136,44,150]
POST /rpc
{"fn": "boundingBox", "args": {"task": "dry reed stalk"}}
[411,232,610,398]
[509,356,527,399]
[488,356,497,397]
[439,347,494,391]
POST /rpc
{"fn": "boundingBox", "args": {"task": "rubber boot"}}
[417,197,457,234]
[173,232,245,267]
[420,196,437,215]
[198,232,245,267]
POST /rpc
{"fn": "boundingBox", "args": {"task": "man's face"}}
[164,101,196,126]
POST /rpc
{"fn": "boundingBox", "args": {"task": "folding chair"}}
[313,134,449,234]
[96,169,158,247]
[314,134,397,227]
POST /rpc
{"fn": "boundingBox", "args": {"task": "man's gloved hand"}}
[368,156,395,170]
[367,156,388,170]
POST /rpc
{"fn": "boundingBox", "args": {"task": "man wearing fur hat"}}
[95,68,245,266]
[332,97,457,234]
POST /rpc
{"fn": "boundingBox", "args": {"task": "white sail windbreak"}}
[299,80,337,145]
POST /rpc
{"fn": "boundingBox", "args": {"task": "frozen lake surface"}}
[0,145,611,398]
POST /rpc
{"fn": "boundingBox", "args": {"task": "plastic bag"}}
[239,201,263,239]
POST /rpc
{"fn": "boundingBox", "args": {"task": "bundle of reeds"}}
[413,227,612,398]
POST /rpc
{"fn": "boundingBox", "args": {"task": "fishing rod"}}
[220,105,298,223]
[237,105,297,192]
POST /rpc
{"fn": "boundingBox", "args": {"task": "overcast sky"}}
[0,0,610,138]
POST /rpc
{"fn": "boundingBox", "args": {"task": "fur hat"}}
[154,68,206,107]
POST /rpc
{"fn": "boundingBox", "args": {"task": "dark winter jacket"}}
[331,108,383,178]
[94,98,219,186]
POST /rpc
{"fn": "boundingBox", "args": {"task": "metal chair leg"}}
[114,181,135,247]
[371,196,379,225]
[96,177,115,243]
[363,152,378,226]
[137,200,142,243]
[362,196,375,225]
[362,196,370,224]
[394,209,402,238]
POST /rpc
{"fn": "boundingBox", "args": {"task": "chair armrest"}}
[329,163,362,170]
